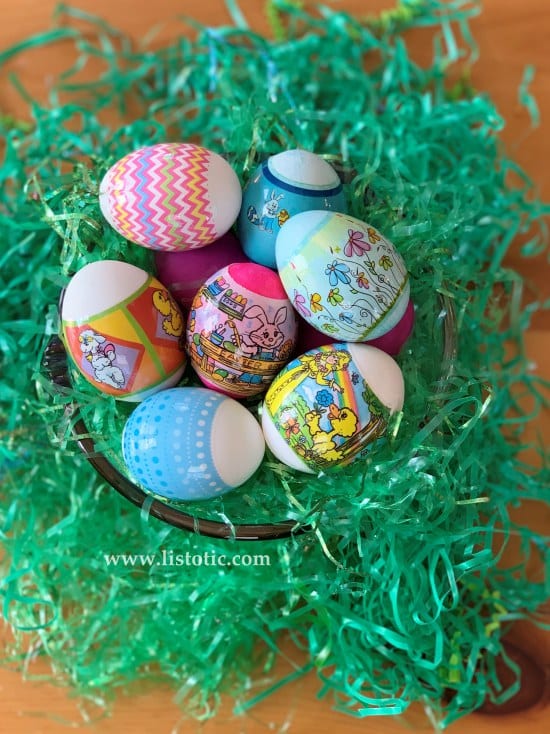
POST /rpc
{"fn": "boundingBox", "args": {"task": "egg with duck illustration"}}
[61,260,186,401]
[99,142,242,251]
[261,343,404,473]
[186,262,298,398]
[122,387,265,501]
[276,210,410,341]
[237,149,347,269]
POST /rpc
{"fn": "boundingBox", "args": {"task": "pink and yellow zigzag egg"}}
[99,142,242,252]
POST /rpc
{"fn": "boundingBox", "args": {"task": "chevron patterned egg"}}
[262,343,404,473]
[61,260,186,401]
[99,143,242,252]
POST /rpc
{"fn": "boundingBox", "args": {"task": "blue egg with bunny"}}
[237,149,347,269]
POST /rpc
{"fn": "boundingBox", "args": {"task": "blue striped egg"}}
[237,149,347,269]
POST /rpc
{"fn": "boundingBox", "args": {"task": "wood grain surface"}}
[1,1,549,732]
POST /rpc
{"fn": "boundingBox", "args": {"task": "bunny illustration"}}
[239,304,288,359]
[78,329,126,389]
[259,190,284,233]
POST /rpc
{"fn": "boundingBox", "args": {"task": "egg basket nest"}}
[1,0,549,727]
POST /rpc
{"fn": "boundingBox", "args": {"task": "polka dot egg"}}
[122,387,265,501]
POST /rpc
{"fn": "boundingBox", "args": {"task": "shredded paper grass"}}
[0,0,549,727]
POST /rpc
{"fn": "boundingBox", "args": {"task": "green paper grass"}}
[1,0,549,727]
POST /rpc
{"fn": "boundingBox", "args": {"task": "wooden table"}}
[1,1,549,731]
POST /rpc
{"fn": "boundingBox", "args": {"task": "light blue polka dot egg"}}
[122,387,265,501]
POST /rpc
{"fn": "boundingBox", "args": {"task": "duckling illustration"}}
[304,403,359,463]
[153,289,184,338]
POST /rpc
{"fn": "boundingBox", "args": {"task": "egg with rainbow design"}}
[261,343,404,473]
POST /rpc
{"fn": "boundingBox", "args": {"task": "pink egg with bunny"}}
[186,263,298,398]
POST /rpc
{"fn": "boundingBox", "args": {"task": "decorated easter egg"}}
[298,297,415,356]
[186,263,298,398]
[261,343,404,473]
[122,387,265,501]
[61,260,186,401]
[99,143,242,252]
[154,231,249,309]
[237,149,347,269]
[276,211,410,341]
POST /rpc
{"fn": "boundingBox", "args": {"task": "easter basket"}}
[2,0,549,726]
[43,145,456,540]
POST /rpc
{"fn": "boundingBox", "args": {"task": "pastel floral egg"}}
[61,260,186,401]
[276,211,410,341]
[122,387,265,501]
[186,263,298,399]
[154,231,249,309]
[99,143,242,252]
[262,343,404,473]
[237,149,347,269]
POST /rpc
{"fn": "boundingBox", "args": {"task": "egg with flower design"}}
[276,211,410,342]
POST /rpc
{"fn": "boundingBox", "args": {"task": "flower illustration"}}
[293,290,311,318]
[351,372,360,385]
[344,229,371,257]
[379,255,394,270]
[283,417,300,439]
[310,293,324,313]
[325,260,351,286]
[327,288,344,306]
[339,312,354,325]
[367,227,381,244]
[356,271,370,289]
[316,389,333,407]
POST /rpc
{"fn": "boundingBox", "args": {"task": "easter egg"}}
[186,263,298,398]
[122,387,265,501]
[154,231,249,309]
[99,143,242,252]
[237,149,347,269]
[298,297,415,356]
[61,260,186,401]
[276,211,410,341]
[261,343,404,473]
